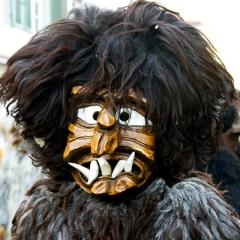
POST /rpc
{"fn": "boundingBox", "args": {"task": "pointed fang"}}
[97,157,112,176]
[124,152,135,172]
[111,160,126,178]
[87,160,99,184]
[68,162,90,180]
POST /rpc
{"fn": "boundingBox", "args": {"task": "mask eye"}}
[116,108,153,126]
[77,105,102,124]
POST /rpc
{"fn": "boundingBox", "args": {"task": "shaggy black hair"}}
[0,0,237,186]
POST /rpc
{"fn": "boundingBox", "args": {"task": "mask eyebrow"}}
[72,86,147,112]
[71,86,107,97]
[76,95,105,108]
[72,87,106,105]
[115,98,146,112]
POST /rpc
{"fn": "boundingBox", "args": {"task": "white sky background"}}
[83,0,240,90]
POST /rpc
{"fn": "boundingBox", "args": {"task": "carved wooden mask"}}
[63,86,156,195]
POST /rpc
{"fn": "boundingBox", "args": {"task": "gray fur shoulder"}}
[154,177,240,240]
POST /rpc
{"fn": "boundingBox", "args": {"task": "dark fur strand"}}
[11,178,240,240]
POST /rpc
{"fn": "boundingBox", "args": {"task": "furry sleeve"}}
[154,177,240,240]
[11,177,240,240]
[11,178,166,240]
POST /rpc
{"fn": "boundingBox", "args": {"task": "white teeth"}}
[111,160,126,178]
[111,151,135,178]
[124,152,135,172]
[68,161,99,185]
[68,162,90,179]
[97,157,112,176]
[69,152,136,182]
[87,160,99,184]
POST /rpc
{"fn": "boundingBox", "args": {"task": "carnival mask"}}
[63,86,156,195]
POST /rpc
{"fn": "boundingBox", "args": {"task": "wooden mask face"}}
[63,87,156,195]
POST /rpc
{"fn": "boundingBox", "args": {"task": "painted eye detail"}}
[77,105,102,124]
[116,108,153,126]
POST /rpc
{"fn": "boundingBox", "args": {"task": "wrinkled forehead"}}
[71,86,147,105]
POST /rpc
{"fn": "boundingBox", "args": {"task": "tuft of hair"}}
[0,0,237,184]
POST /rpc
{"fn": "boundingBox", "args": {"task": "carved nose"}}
[91,109,119,155]
[97,109,115,130]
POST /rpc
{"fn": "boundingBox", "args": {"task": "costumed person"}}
[0,104,44,240]
[1,1,240,239]
[221,100,240,159]
[196,102,240,215]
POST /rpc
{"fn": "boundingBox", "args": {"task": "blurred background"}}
[0,1,239,240]
[0,0,239,88]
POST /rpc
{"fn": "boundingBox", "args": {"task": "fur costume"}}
[196,104,240,215]
[221,104,240,159]
[1,1,240,239]
[10,177,240,239]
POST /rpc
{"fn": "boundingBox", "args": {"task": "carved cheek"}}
[63,123,94,159]
[119,127,155,161]
[64,122,155,161]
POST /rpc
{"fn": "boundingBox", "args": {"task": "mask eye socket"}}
[77,105,102,124]
[116,108,153,126]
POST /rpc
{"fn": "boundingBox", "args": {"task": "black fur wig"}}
[0,0,237,184]
[1,1,240,239]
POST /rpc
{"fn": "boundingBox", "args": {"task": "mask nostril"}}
[98,122,115,130]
